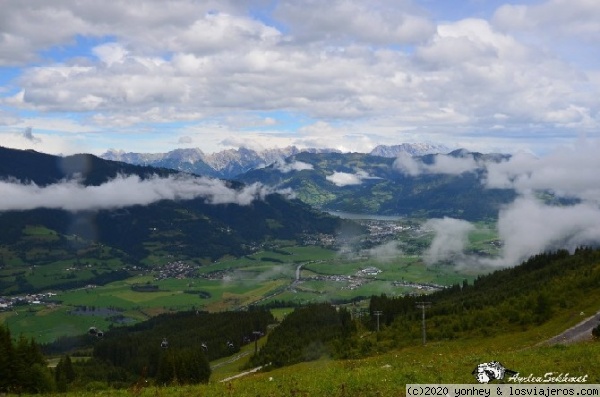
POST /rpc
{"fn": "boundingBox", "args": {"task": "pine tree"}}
[8,332,54,394]
[55,355,75,392]
[0,325,15,393]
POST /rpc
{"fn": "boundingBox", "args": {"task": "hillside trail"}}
[211,352,250,370]
[218,365,263,383]
[211,351,264,383]
[542,310,600,345]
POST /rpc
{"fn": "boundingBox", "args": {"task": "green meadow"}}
[1,220,495,344]
[2,243,479,343]
[32,321,600,396]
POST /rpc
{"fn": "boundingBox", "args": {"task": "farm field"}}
[1,219,499,343]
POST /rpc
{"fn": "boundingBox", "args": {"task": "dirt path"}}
[544,310,600,345]
[211,352,250,370]
[218,365,263,383]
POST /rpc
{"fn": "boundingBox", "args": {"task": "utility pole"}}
[415,302,431,345]
[373,310,383,332]
[252,331,261,355]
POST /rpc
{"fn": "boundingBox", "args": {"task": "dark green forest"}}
[236,151,517,220]
[249,303,355,369]
[0,324,54,394]
[40,309,275,391]
[367,248,600,346]
[250,248,600,368]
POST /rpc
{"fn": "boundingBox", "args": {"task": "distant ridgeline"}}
[236,151,518,221]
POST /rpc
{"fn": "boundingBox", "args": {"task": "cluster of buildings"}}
[154,260,198,280]
[0,291,57,311]
[300,219,415,252]
[392,280,446,292]
[299,233,336,247]
[298,266,383,291]
[359,220,412,246]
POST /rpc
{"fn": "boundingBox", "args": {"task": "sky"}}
[1,0,600,156]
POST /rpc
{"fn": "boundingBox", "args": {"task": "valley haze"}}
[2,140,600,271]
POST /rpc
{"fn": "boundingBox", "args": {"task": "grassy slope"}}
[36,295,600,396]
[37,336,600,396]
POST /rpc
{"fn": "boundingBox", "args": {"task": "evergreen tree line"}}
[249,303,355,369]
[249,248,600,368]
[45,309,276,389]
[0,324,55,394]
[367,247,600,347]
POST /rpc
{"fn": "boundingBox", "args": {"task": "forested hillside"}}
[250,248,600,369]
[370,248,600,345]
[43,309,275,390]
[0,147,344,295]
[248,303,355,369]
[237,151,516,220]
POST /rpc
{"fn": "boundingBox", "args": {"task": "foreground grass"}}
[30,327,600,397]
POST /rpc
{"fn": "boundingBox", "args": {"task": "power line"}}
[252,331,262,355]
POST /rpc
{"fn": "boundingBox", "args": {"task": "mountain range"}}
[100,144,518,221]
[100,143,450,179]
[0,146,343,294]
[236,150,516,221]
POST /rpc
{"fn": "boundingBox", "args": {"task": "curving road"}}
[295,263,304,282]
[544,310,600,345]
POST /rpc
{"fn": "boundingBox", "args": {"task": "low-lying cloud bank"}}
[0,174,290,212]
[425,196,600,269]
[365,241,404,263]
[422,141,600,268]
[326,170,382,187]
[394,151,482,176]
[423,217,475,265]
[485,145,600,202]
[272,159,314,173]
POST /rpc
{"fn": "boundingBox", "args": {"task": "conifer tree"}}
[55,355,75,392]
[0,325,15,393]
[0,325,54,393]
